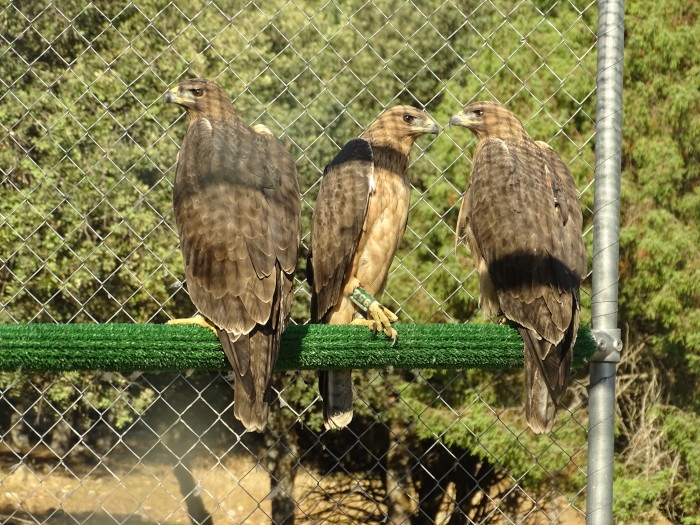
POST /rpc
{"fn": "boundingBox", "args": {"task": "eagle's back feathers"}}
[170,79,300,432]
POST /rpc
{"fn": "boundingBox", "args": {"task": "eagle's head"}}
[449,101,524,139]
[376,105,440,140]
[362,105,439,155]
[164,78,234,119]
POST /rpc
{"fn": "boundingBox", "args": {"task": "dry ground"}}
[0,452,271,524]
[0,451,591,524]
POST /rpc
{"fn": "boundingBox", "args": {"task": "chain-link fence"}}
[1,0,604,523]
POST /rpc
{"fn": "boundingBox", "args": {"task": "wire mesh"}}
[1,0,598,523]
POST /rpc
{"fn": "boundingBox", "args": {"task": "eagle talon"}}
[167,314,218,335]
[350,318,378,333]
[365,301,399,342]
[383,327,398,345]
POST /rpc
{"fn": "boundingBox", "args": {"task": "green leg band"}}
[350,286,377,313]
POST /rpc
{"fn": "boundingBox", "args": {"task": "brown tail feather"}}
[522,335,558,434]
[520,328,573,434]
[233,376,270,433]
[320,369,353,430]
[218,329,276,433]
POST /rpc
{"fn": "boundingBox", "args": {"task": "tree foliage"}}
[615,0,700,521]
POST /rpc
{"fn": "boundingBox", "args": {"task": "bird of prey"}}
[307,106,439,429]
[450,101,586,434]
[164,78,300,432]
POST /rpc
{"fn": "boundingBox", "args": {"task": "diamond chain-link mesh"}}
[1,0,597,523]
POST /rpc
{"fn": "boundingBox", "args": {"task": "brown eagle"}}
[450,101,586,434]
[308,106,439,429]
[165,78,300,432]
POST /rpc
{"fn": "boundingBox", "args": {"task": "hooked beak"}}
[423,118,440,135]
[449,110,477,127]
[414,116,439,136]
[164,87,191,105]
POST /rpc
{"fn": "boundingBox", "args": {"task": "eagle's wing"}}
[174,117,299,431]
[308,138,373,322]
[535,140,587,279]
[252,125,301,332]
[255,125,302,275]
[455,181,471,248]
[456,166,502,318]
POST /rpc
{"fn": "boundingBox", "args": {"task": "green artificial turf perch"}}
[0,323,596,373]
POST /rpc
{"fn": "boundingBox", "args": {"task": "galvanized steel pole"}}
[587,0,625,523]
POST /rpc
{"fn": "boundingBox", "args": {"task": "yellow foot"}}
[350,302,398,343]
[351,317,379,332]
[167,314,217,335]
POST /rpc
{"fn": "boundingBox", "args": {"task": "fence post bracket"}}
[589,328,622,363]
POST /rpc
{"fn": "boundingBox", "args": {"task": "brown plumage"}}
[308,106,439,429]
[165,78,300,432]
[451,101,586,434]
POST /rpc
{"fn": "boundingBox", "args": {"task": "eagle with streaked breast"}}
[308,106,439,430]
[450,101,587,434]
[164,78,301,432]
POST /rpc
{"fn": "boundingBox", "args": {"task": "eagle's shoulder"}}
[325,138,373,174]
[471,137,517,182]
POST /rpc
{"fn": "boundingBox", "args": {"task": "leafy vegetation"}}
[0,0,698,521]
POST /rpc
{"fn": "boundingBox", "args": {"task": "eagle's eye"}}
[474,109,484,117]
[403,114,416,123]
[191,88,204,97]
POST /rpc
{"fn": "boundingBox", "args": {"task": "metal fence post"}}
[587,0,625,523]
